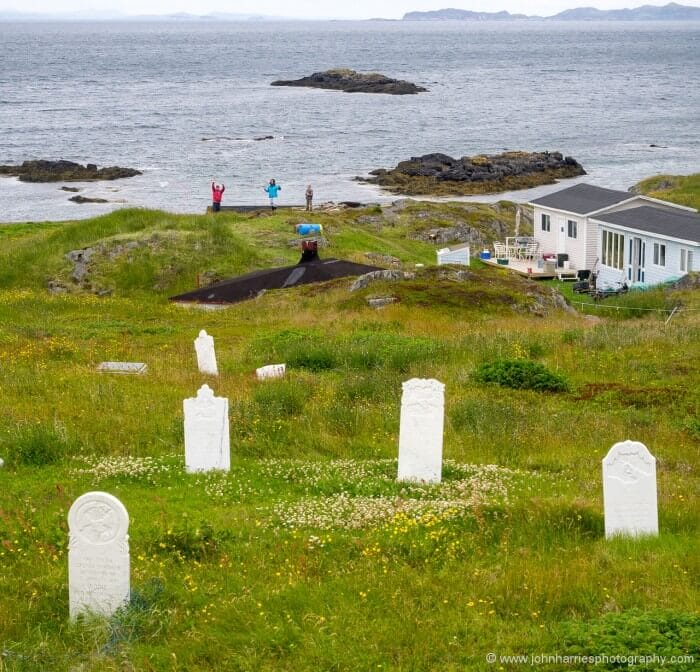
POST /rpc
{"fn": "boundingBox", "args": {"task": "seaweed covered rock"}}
[271,69,427,95]
[0,160,141,182]
[359,151,585,195]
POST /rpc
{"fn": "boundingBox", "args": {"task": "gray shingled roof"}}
[529,183,632,214]
[592,206,700,244]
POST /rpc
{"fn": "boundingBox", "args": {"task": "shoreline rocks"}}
[271,69,427,95]
[0,160,141,183]
[358,151,586,195]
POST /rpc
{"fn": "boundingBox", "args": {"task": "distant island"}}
[271,69,427,95]
[403,3,700,21]
[358,151,586,196]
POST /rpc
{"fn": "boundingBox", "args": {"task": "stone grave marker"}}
[602,440,658,538]
[97,362,148,374]
[397,378,445,483]
[256,363,286,380]
[183,384,230,472]
[68,491,130,619]
[194,329,218,376]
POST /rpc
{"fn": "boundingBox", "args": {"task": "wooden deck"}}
[481,257,578,280]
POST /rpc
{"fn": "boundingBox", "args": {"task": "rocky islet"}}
[271,69,427,95]
[359,151,586,195]
[0,159,141,182]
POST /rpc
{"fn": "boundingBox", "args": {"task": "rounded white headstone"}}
[68,491,129,545]
[68,491,130,619]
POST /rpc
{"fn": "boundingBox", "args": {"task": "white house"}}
[590,206,699,288]
[528,183,693,274]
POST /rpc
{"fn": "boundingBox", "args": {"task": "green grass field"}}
[0,182,698,671]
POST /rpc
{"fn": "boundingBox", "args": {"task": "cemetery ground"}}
[0,191,698,671]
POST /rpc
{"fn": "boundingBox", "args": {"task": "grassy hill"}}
[0,185,698,671]
[632,173,700,211]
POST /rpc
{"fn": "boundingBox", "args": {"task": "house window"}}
[680,249,694,272]
[541,213,551,232]
[602,229,624,270]
[653,243,666,267]
[567,220,577,238]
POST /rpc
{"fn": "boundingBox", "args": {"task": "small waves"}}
[0,20,698,223]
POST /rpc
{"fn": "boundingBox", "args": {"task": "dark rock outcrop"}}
[359,151,585,195]
[271,69,427,95]
[0,160,141,183]
[69,195,109,204]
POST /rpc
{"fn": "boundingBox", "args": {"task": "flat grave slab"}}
[97,362,148,374]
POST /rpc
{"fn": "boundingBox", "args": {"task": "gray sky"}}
[3,1,700,20]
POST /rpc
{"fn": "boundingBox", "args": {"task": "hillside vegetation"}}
[0,182,698,671]
[632,173,700,211]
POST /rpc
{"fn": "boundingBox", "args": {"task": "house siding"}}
[583,217,598,270]
[597,226,700,288]
[534,207,589,269]
[533,195,689,273]
[604,198,690,216]
[533,207,558,255]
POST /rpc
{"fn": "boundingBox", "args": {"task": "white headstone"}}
[603,440,658,538]
[183,384,230,472]
[256,363,286,380]
[194,330,218,376]
[397,378,445,483]
[68,491,130,619]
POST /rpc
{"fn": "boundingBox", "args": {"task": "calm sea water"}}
[1,20,699,222]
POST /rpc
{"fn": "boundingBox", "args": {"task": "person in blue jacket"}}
[264,179,281,210]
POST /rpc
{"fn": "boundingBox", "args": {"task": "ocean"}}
[1,19,699,222]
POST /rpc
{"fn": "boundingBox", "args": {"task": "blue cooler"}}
[480,250,491,260]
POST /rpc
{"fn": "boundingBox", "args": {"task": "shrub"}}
[473,358,569,392]
[344,333,446,373]
[253,380,312,416]
[683,416,700,440]
[560,609,699,671]
[286,342,338,371]
[1,421,78,466]
[148,521,231,561]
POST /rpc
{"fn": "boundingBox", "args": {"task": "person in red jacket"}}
[211,181,225,212]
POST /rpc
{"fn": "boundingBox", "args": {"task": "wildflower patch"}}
[71,455,175,484]
[268,459,534,530]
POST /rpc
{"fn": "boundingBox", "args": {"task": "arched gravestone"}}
[397,378,445,484]
[602,440,658,538]
[68,492,130,619]
[194,330,218,376]
[183,384,230,472]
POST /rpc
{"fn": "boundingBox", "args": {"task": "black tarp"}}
[169,257,381,305]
